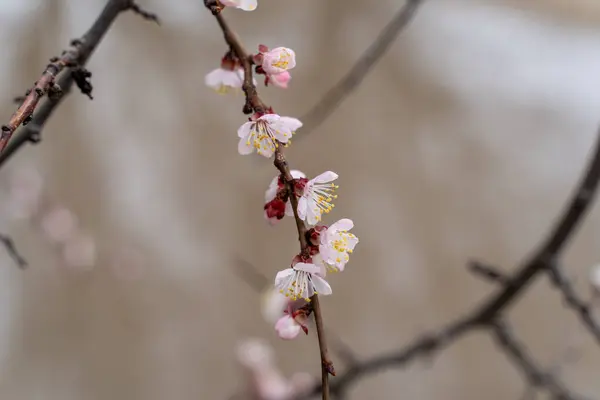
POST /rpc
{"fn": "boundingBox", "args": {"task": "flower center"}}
[308,182,338,221]
[246,120,278,153]
[271,51,291,70]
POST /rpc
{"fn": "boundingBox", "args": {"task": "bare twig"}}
[0,0,157,155]
[548,263,600,345]
[0,234,27,268]
[205,4,335,398]
[468,260,510,285]
[299,0,423,137]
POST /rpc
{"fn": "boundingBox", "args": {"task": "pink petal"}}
[275,316,301,340]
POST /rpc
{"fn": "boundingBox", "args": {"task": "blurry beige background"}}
[0,0,599,398]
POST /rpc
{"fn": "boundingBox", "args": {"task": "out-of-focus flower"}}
[319,218,358,272]
[236,338,315,399]
[6,166,43,220]
[62,233,96,270]
[238,114,302,157]
[110,247,145,280]
[297,171,338,225]
[40,206,78,244]
[219,0,257,11]
[275,262,331,301]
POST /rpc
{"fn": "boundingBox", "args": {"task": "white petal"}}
[347,236,359,250]
[306,199,319,226]
[259,114,281,124]
[265,175,279,202]
[329,218,354,233]
[257,145,275,158]
[238,136,254,155]
[204,68,225,89]
[222,70,243,88]
[297,197,308,220]
[279,116,303,132]
[291,170,306,179]
[274,268,295,286]
[294,262,321,274]
[313,171,338,184]
[311,276,332,296]
[239,0,257,11]
[311,254,327,277]
[237,121,253,138]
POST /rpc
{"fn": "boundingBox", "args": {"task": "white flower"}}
[265,169,306,215]
[204,67,244,93]
[297,171,339,225]
[319,218,358,272]
[219,0,257,11]
[238,114,302,158]
[275,262,332,301]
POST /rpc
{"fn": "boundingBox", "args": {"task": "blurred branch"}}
[491,319,587,400]
[300,125,600,398]
[299,0,423,137]
[547,262,600,345]
[468,260,510,285]
[0,233,27,268]
[0,0,157,158]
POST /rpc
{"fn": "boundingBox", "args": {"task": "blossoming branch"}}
[203,1,360,398]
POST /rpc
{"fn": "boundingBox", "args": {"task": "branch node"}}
[71,67,94,100]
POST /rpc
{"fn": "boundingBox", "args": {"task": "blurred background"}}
[0,0,600,398]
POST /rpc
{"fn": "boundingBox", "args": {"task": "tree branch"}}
[0,0,157,156]
[205,3,335,398]
[299,0,423,137]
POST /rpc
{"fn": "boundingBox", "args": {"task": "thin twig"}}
[490,319,584,400]
[0,234,27,268]
[299,0,423,137]
[205,4,335,398]
[468,260,510,285]
[548,263,600,345]
[0,0,157,155]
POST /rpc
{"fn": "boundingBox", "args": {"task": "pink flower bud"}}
[261,47,296,75]
[275,315,302,340]
[264,198,287,225]
[269,71,291,89]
